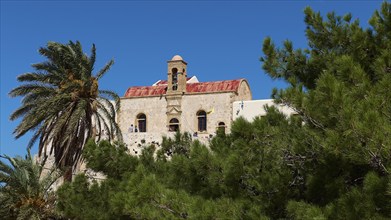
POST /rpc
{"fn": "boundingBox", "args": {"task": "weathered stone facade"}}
[118,55,252,152]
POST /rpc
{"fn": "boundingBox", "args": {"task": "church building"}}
[42,55,295,185]
[118,55,252,149]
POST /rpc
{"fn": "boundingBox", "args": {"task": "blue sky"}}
[0,0,382,157]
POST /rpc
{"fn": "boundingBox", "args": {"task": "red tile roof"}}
[186,80,241,93]
[124,86,167,97]
[124,79,244,98]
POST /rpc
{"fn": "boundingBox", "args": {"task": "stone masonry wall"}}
[118,92,238,154]
[181,92,233,134]
[118,79,252,155]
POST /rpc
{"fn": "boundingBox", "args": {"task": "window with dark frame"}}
[197,110,207,131]
[172,68,178,90]
[137,114,147,132]
[217,122,225,134]
[169,118,179,132]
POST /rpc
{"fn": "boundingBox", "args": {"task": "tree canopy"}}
[9,41,122,175]
[56,3,391,219]
[0,150,60,219]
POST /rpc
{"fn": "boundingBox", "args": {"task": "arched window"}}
[169,118,179,132]
[172,68,178,90]
[137,113,146,132]
[197,110,207,131]
[217,122,226,134]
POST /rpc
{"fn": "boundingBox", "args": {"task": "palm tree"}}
[0,150,60,219]
[9,41,122,178]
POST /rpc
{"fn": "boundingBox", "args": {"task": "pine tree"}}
[261,2,391,218]
[56,3,391,219]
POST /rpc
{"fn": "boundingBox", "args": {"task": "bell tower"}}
[166,55,187,132]
[167,55,187,95]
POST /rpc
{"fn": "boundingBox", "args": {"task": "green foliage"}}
[259,1,391,219]
[324,172,390,220]
[57,174,119,220]
[157,131,193,160]
[286,201,326,220]
[0,150,60,219]
[57,3,391,219]
[83,139,139,179]
[58,132,273,219]
[9,41,122,173]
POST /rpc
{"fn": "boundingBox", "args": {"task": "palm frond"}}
[31,61,59,73]
[96,59,114,80]
[10,104,36,121]
[26,125,46,150]
[112,118,123,141]
[13,94,72,138]
[93,111,102,142]
[0,151,60,219]
[97,97,116,119]
[95,110,113,142]
[10,41,121,175]
[22,91,55,105]
[99,89,121,111]
[17,72,48,82]
[0,159,13,176]
[89,44,96,72]
[9,84,56,98]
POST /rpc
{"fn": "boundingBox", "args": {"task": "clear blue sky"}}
[0,0,382,157]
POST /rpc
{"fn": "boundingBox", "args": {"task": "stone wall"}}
[118,96,166,133]
[181,92,233,134]
[234,80,252,102]
[119,92,236,152]
[118,80,253,153]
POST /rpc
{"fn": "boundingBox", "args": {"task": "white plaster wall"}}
[233,99,296,122]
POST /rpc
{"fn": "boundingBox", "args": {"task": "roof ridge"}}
[124,78,244,98]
